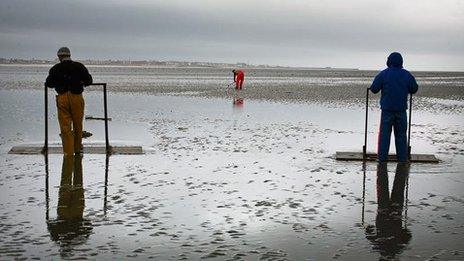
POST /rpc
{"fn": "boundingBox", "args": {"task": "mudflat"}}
[0,65,463,260]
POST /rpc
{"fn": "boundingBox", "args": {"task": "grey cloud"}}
[1,0,463,70]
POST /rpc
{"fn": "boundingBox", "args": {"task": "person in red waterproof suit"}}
[232,69,245,90]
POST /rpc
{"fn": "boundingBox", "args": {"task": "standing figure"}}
[370,52,418,162]
[45,47,93,156]
[232,69,245,90]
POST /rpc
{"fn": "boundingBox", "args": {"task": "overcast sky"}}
[1,0,463,70]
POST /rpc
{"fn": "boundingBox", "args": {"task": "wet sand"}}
[0,65,463,260]
[2,65,464,111]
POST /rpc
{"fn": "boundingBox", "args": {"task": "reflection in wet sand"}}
[104,156,109,217]
[46,155,92,258]
[365,163,412,260]
[233,97,244,108]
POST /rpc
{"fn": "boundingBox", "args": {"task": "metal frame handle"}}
[407,94,413,160]
[363,88,413,161]
[363,88,369,160]
[101,83,110,154]
[43,85,48,154]
[43,83,111,154]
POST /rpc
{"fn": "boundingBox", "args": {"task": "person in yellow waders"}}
[45,47,93,156]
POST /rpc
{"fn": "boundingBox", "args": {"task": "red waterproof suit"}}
[234,70,245,90]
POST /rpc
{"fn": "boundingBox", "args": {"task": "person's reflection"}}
[233,97,244,108]
[47,155,92,257]
[365,162,412,259]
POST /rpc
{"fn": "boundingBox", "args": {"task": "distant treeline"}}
[0,58,357,70]
[0,58,270,68]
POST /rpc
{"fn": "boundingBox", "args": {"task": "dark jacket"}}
[45,60,92,94]
[370,52,418,111]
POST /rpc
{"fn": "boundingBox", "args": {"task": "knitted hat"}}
[57,47,71,56]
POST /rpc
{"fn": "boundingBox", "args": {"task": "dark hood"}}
[387,52,403,68]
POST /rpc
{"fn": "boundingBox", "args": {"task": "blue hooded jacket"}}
[370,52,418,111]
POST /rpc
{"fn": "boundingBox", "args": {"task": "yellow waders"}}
[56,92,85,156]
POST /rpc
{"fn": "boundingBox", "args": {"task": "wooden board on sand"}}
[9,145,143,155]
[335,151,439,163]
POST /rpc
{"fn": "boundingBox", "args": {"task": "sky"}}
[1,0,463,71]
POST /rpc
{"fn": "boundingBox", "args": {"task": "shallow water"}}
[1,66,464,260]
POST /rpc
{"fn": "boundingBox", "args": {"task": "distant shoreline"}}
[2,60,464,73]
[0,63,361,71]
[0,58,358,71]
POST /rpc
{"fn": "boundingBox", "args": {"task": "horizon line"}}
[1,57,463,73]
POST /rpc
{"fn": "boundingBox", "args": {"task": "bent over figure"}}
[45,47,93,156]
[232,69,245,90]
[370,52,418,162]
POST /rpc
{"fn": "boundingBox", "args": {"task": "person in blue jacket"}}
[370,52,418,162]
